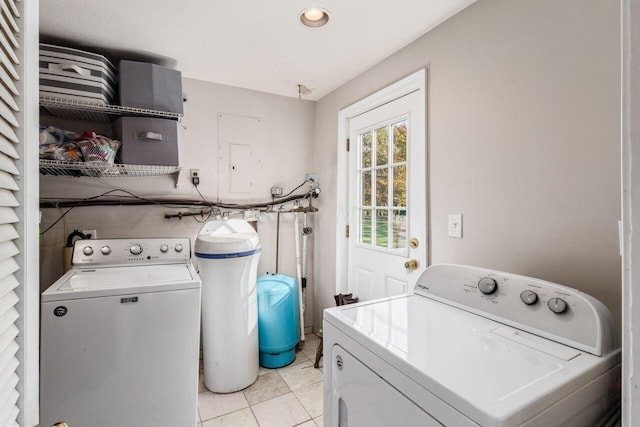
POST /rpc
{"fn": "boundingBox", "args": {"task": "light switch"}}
[448,214,462,238]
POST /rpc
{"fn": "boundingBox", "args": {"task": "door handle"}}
[404,259,418,270]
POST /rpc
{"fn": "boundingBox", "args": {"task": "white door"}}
[347,89,426,300]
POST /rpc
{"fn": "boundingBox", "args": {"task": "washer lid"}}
[325,295,620,425]
[195,219,260,256]
[42,264,200,302]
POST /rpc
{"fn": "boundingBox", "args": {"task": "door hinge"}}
[346,225,350,238]
[346,138,350,152]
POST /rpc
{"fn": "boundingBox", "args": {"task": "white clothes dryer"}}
[40,238,201,427]
[323,264,620,427]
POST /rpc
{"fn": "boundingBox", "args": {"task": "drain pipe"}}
[294,212,305,342]
[301,212,311,318]
[275,211,281,273]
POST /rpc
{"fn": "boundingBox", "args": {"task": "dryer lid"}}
[324,295,620,424]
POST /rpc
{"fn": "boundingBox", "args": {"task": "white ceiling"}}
[39,0,476,100]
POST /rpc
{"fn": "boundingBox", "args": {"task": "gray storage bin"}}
[113,117,180,166]
[119,60,183,114]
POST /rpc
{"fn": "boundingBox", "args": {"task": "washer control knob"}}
[160,244,169,253]
[100,246,111,255]
[130,244,143,255]
[174,243,184,253]
[520,290,538,305]
[478,277,498,295]
[82,246,94,256]
[548,297,568,314]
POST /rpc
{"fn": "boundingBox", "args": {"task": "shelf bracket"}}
[174,169,182,189]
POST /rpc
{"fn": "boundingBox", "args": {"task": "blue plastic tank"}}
[257,274,300,368]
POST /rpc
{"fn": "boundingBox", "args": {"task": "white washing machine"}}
[40,238,201,427]
[323,264,620,427]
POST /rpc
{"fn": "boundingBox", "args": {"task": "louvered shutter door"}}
[0,0,22,425]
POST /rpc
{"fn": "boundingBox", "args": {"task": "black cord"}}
[274,180,307,199]
[39,188,207,235]
[40,187,316,233]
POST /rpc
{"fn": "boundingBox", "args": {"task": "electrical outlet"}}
[271,187,283,196]
[190,169,200,186]
[82,229,97,239]
[305,173,318,183]
[448,214,462,238]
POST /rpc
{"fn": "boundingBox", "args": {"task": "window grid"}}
[358,119,408,251]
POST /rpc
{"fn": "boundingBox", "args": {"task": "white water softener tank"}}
[195,219,261,393]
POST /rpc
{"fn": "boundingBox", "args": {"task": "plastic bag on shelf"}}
[39,125,83,161]
[75,131,121,164]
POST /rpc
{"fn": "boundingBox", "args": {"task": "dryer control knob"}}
[520,290,538,305]
[100,246,111,255]
[82,246,94,256]
[129,244,143,255]
[478,277,498,295]
[160,244,169,253]
[548,297,568,314]
[174,243,184,253]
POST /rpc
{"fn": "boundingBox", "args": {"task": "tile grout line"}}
[242,384,267,424]
[291,387,314,426]
[199,335,321,426]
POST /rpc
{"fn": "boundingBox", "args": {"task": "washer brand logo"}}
[53,306,67,317]
[336,355,343,370]
[121,297,138,304]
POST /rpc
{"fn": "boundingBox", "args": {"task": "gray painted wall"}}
[313,0,621,338]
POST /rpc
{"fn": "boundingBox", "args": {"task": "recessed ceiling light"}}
[300,7,330,28]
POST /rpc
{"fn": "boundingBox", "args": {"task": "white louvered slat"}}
[0,135,18,159]
[6,0,16,18]
[0,242,19,262]
[0,291,18,322]
[0,47,17,80]
[0,140,20,160]
[0,49,17,80]
[0,258,18,282]
[0,356,17,395]
[0,370,18,427]
[0,80,18,111]
[0,154,18,175]
[0,189,18,207]
[0,65,18,97]
[0,323,17,358]
[0,339,18,379]
[0,224,20,242]
[0,383,19,426]
[0,104,19,127]
[0,13,19,52]
[0,274,17,297]
[0,31,18,67]
[0,119,17,143]
[0,207,18,225]
[0,171,18,191]
[0,3,18,34]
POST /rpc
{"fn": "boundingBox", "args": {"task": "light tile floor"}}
[198,333,324,427]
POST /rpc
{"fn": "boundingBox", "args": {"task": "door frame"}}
[336,69,427,294]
